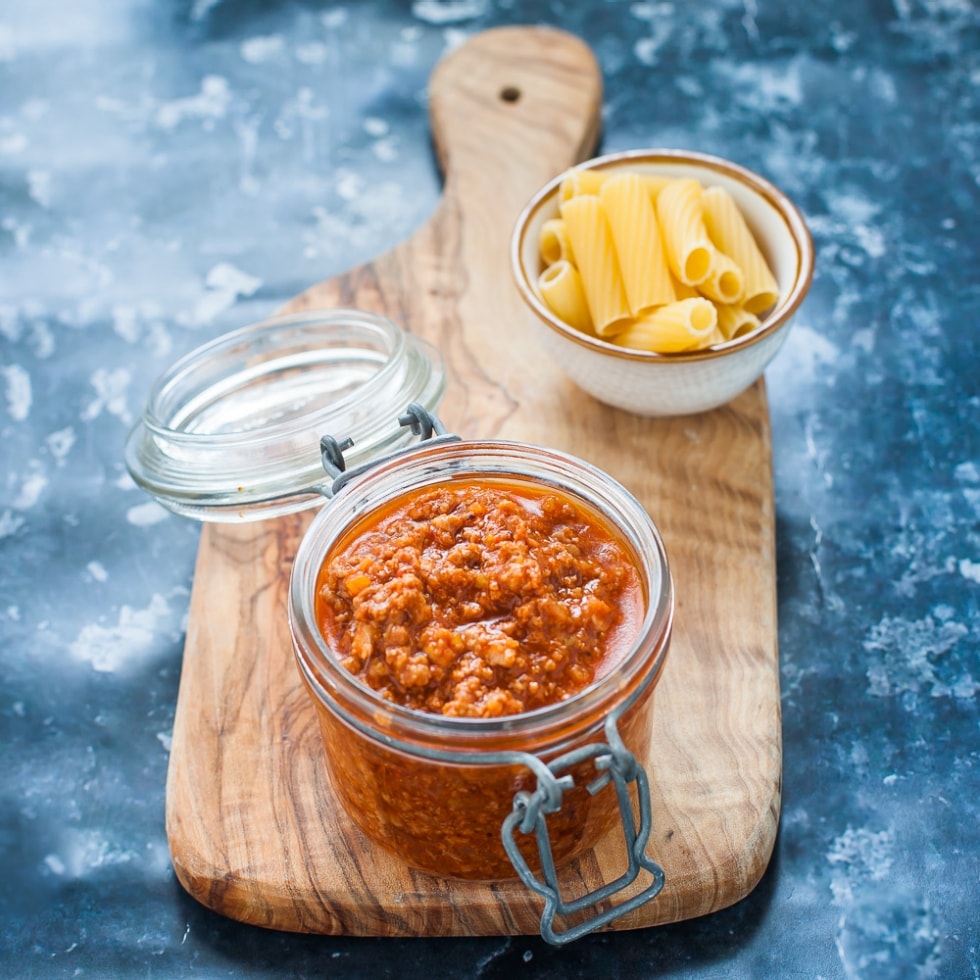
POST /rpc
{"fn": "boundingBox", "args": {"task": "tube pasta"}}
[716,304,761,341]
[642,174,672,201]
[559,194,631,337]
[656,178,715,285]
[536,168,779,353]
[669,271,699,300]
[537,260,595,335]
[599,173,675,315]
[559,168,609,202]
[610,298,718,353]
[698,248,745,305]
[702,185,779,314]
[539,219,572,267]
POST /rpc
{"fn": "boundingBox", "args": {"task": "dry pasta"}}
[539,218,572,267]
[537,260,595,334]
[669,271,699,300]
[610,298,717,353]
[702,185,779,314]
[538,168,781,354]
[698,249,745,305]
[716,304,761,341]
[656,178,715,285]
[559,194,631,336]
[559,168,609,202]
[599,173,675,315]
[559,167,672,204]
[641,174,672,201]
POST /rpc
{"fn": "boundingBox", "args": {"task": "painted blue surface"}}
[1,1,977,976]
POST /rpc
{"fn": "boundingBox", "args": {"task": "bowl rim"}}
[509,147,814,363]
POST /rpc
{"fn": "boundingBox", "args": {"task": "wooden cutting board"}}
[166,25,782,938]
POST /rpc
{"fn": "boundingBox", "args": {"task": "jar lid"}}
[124,309,446,522]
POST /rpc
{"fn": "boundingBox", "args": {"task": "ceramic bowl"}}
[510,149,814,416]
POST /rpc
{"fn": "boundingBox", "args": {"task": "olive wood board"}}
[167,26,782,938]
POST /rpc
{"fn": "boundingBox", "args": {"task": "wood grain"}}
[166,25,782,937]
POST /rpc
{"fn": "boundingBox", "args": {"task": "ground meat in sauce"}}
[316,482,640,718]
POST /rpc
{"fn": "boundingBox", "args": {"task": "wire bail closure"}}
[502,707,665,945]
[318,402,461,498]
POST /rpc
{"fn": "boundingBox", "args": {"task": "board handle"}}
[427,26,604,203]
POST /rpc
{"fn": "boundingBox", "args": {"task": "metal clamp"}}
[318,403,460,498]
[501,712,666,946]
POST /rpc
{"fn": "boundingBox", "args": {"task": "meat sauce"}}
[315,480,643,718]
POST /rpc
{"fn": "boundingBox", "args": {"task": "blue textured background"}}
[1,1,977,976]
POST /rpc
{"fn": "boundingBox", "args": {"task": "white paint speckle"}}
[46,426,75,463]
[157,730,172,752]
[828,826,895,905]
[126,500,169,527]
[336,170,365,201]
[773,324,841,391]
[44,854,66,876]
[86,561,108,583]
[179,262,263,327]
[412,0,488,25]
[240,35,285,65]
[864,613,970,699]
[0,511,25,538]
[954,461,979,483]
[828,824,943,978]
[322,9,348,29]
[45,828,138,879]
[111,305,140,343]
[959,558,980,583]
[0,132,28,155]
[371,136,399,163]
[156,76,231,131]
[29,320,54,358]
[190,0,223,21]
[1,363,32,420]
[81,367,132,425]
[632,12,674,67]
[12,463,47,509]
[27,169,53,208]
[70,593,172,672]
[295,41,328,65]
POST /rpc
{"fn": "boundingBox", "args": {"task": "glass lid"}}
[124,309,446,522]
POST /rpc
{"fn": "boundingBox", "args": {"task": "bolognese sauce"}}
[315,480,643,718]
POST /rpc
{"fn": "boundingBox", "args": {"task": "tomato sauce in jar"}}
[315,481,644,719]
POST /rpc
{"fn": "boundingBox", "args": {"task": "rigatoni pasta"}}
[716,304,761,341]
[535,166,782,354]
[537,260,594,335]
[702,185,779,314]
[539,218,572,267]
[611,298,717,353]
[559,168,609,202]
[655,178,715,286]
[698,249,744,306]
[559,194,632,337]
[599,173,675,315]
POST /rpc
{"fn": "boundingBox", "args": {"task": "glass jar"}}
[125,310,445,521]
[289,434,673,943]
